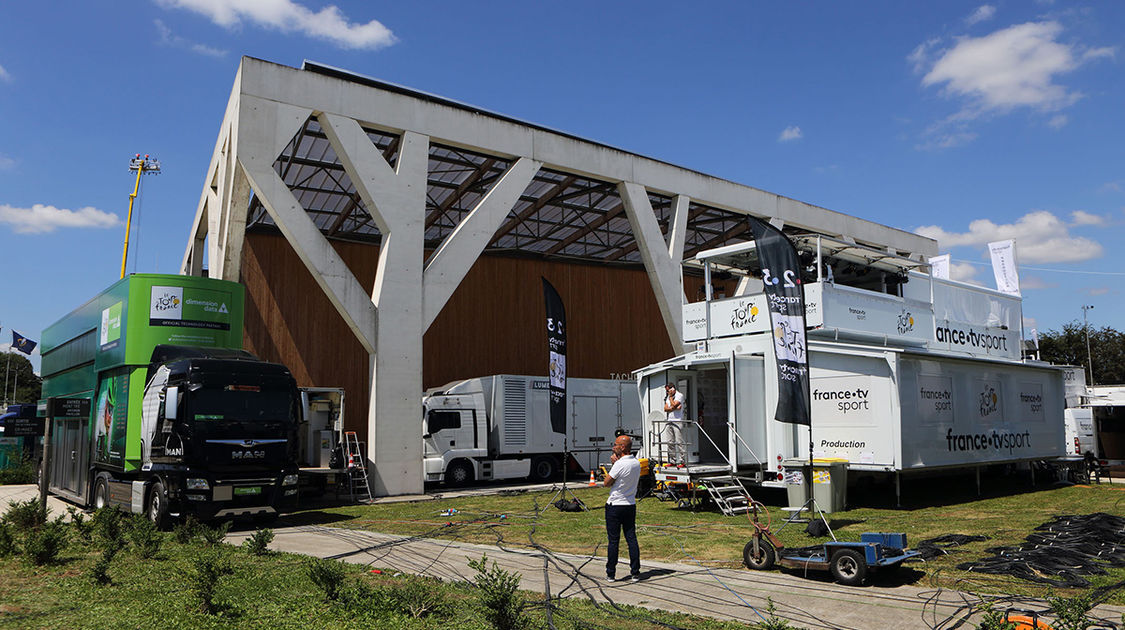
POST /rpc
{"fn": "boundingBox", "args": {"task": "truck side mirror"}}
[165,386,179,420]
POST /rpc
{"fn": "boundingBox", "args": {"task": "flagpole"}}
[2,352,10,408]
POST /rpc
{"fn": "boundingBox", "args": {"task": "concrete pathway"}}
[227,522,1125,630]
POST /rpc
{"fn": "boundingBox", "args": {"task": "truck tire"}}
[93,475,110,510]
[742,537,776,570]
[529,456,557,482]
[147,480,170,529]
[830,548,867,586]
[446,460,473,486]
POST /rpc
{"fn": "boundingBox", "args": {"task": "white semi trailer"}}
[636,236,1066,504]
[422,375,642,485]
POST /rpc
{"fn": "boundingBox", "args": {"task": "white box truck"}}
[422,375,642,485]
[637,236,1066,505]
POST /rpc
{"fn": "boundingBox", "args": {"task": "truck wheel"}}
[830,548,867,586]
[742,537,776,570]
[446,461,473,486]
[529,456,557,483]
[147,480,170,529]
[93,476,110,510]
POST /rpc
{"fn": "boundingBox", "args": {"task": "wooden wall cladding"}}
[241,232,730,435]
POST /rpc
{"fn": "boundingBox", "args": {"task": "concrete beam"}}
[619,182,686,347]
[422,157,540,331]
[236,96,378,355]
[319,113,428,496]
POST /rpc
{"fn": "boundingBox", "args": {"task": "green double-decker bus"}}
[42,274,300,525]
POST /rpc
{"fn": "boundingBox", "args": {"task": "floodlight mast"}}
[120,154,161,279]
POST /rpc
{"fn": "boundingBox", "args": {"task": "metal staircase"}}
[696,475,753,516]
[343,431,372,503]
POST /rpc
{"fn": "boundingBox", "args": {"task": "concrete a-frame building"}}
[181,57,936,496]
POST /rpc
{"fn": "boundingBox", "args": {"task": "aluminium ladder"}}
[343,431,373,503]
[696,475,754,516]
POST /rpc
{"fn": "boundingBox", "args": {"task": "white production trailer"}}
[636,236,1066,504]
[422,375,642,485]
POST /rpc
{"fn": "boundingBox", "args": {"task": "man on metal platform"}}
[663,382,686,465]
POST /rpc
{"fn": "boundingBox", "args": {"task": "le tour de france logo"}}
[979,385,999,417]
[730,300,759,329]
[150,286,184,321]
[897,308,915,335]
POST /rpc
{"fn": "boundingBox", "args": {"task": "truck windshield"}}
[189,387,296,427]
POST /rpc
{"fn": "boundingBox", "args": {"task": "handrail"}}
[652,418,732,470]
[726,420,764,468]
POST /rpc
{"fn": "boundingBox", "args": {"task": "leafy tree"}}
[0,351,41,405]
[1039,322,1125,385]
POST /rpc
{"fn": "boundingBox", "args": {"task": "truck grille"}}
[502,377,527,448]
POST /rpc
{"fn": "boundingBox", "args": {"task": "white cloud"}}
[1101,181,1123,194]
[922,22,1093,115]
[1087,287,1110,296]
[158,0,397,50]
[914,209,1104,263]
[1070,210,1105,226]
[1020,275,1055,290]
[778,126,802,142]
[0,62,10,82]
[155,19,227,57]
[965,5,996,26]
[1048,114,1068,129]
[949,261,981,284]
[0,154,14,170]
[0,203,120,234]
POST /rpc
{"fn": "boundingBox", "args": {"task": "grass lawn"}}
[304,472,1125,605]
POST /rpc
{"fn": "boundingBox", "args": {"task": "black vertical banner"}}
[542,278,567,435]
[745,217,811,426]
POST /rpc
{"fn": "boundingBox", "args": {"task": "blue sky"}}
[1,1,1122,373]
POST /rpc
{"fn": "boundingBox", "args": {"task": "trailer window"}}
[427,411,460,433]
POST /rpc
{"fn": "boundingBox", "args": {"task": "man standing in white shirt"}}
[663,383,687,465]
[603,434,641,583]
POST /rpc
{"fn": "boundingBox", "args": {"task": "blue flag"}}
[11,331,37,355]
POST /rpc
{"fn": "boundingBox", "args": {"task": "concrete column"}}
[619,182,688,349]
[320,114,428,496]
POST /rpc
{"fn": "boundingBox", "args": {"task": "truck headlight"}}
[186,478,210,490]
[282,474,299,486]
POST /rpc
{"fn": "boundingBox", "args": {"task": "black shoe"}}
[630,574,641,583]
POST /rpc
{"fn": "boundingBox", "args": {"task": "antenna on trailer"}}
[120,154,161,279]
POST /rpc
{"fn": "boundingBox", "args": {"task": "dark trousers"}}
[605,503,640,578]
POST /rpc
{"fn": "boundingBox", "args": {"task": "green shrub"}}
[91,506,126,552]
[1047,593,1094,630]
[89,544,119,585]
[0,521,16,557]
[23,518,68,566]
[66,507,93,543]
[0,458,37,485]
[468,554,527,630]
[752,598,795,630]
[975,600,1017,630]
[126,513,164,559]
[306,557,347,601]
[383,576,451,619]
[173,515,201,544]
[242,527,274,556]
[3,498,47,529]
[199,520,231,547]
[187,546,233,614]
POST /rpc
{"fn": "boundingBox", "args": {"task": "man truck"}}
[423,375,641,484]
[41,274,301,526]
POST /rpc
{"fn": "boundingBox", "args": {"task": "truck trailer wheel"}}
[830,548,867,586]
[146,480,170,529]
[93,476,110,510]
[445,461,474,486]
[742,537,776,570]
[529,456,557,483]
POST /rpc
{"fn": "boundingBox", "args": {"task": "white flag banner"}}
[929,254,951,280]
[988,239,1020,296]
